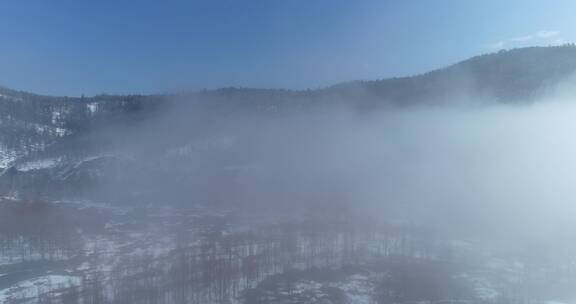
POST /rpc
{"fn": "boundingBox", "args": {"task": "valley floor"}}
[0,199,575,304]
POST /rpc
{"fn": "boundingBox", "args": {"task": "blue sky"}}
[0,0,575,96]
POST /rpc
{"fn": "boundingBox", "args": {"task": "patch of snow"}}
[454,273,499,300]
[332,274,374,304]
[0,146,17,169]
[0,93,23,102]
[16,158,61,172]
[53,199,127,214]
[0,275,80,303]
[87,102,99,114]
[55,127,69,137]
[166,136,236,157]
[51,111,61,125]
[32,123,70,137]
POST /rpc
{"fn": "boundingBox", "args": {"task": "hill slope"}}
[2,45,576,200]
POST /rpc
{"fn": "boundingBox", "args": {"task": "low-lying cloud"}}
[86,83,576,247]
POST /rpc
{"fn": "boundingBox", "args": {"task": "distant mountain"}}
[2,45,576,200]
[172,46,576,108]
[322,45,576,106]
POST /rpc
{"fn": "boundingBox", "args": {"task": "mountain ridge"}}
[2,45,576,102]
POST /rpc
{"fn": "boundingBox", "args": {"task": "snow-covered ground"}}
[0,275,80,303]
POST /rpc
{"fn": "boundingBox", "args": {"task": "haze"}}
[3,2,576,304]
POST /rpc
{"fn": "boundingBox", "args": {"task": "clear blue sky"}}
[0,0,575,96]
